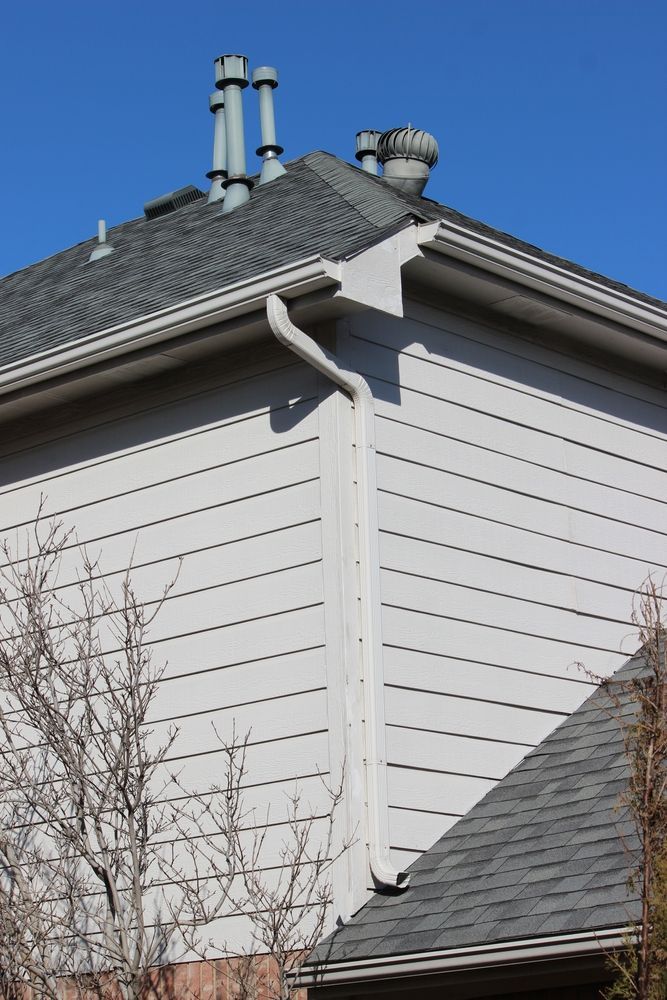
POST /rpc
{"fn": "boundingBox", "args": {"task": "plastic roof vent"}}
[143,185,206,220]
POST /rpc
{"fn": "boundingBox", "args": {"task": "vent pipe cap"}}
[214,54,249,89]
[252,66,279,89]
[355,130,382,175]
[377,126,439,196]
[209,91,225,113]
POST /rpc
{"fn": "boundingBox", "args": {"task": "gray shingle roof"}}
[308,655,643,966]
[1,152,665,373]
[0,152,423,371]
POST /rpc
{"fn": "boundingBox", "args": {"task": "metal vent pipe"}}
[355,130,381,175]
[252,66,286,184]
[88,220,114,262]
[207,90,227,204]
[214,54,253,213]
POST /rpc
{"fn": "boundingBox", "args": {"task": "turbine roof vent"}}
[377,126,439,168]
[143,185,206,220]
[377,125,439,197]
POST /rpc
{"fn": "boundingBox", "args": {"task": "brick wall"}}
[146,957,307,1000]
[39,957,307,1000]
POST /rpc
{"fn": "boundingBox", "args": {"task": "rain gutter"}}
[419,221,667,344]
[294,926,630,989]
[0,255,340,399]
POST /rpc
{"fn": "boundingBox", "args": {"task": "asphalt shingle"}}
[306,654,644,966]
[1,152,664,374]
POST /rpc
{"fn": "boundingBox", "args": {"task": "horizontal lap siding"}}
[347,304,667,863]
[0,354,330,950]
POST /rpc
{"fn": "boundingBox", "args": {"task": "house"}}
[297,651,644,999]
[0,52,666,990]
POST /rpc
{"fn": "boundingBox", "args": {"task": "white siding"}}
[6,297,666,919]
[0,349,331,950]
[345,302,667,862]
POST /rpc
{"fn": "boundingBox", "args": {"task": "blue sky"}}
[2,0,665,299]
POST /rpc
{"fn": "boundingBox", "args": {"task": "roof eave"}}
[416,221,667,368]
[4,205,666,399]
[296,925,631,990]
[0,255,341,400]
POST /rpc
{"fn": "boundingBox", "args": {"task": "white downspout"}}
[266,294,408,891]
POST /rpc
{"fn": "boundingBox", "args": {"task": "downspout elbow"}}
[267,293,298,350]
[267,294,372,406]
[266,294,409,892]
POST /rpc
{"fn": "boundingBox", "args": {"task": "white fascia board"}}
[0,255,341,398]
[419,222,667,344]
[296,926,630,988]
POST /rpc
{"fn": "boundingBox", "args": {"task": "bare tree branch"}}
[0,515,232,1000]
[0,511,349,1000]
[581,577,667,1000]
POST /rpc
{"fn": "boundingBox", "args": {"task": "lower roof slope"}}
[308,655,643,967]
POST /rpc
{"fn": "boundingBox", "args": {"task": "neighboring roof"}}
[307,655,643,968]
[1,151,665,374]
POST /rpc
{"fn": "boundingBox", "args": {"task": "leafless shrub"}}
[177,733,349,1000]
[0,512,347,1000]
[582,578,667,1000]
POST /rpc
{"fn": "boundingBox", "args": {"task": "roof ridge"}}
[302,151,427,230]
[302,154,667,309]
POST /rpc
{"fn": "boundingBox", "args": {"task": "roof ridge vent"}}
[143,185,205,220]
[377,125,439,196]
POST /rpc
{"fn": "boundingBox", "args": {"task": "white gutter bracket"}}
[266,293,409,891]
